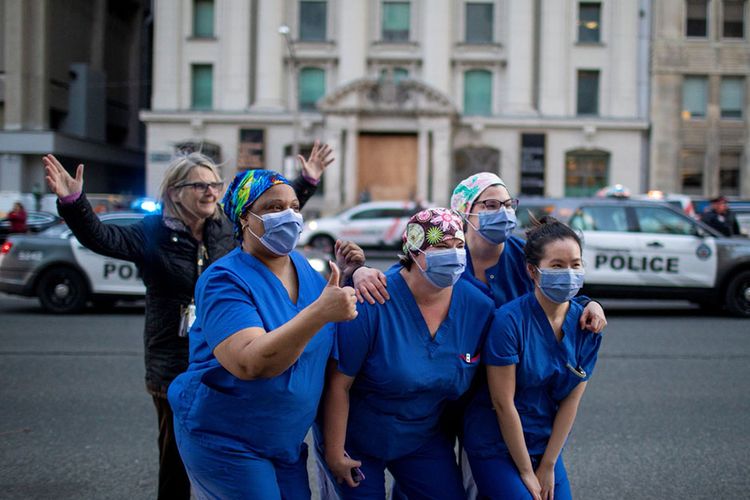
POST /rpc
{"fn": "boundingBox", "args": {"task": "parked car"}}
[0,210,62,244]
[0,212,331,314]
[298,200,430,254]
[516,197,750,316]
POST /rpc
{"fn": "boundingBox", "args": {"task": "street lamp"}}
[279,24,300,173]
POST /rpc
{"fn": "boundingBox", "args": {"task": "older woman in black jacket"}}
[42,144,336,499]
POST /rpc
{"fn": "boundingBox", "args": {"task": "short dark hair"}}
[524,215,582,266]
[398,251,415,270]
[710,196,728,204]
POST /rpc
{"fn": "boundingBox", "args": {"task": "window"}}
[298,67,326,111]
[569,206,628,232]
[634,206,697,235]
[564,150,609,197]
[723,0,745,38]
[380,67,409,83]
[382,1,410,42]
[191,64,213,109]
[680,150,704,195]
[578,2,601,42]
[193,0,214,38]
[466,2,494,43]
[686,0,708,37]
[300,1,327,41]
[682,76,708,119]
[720,77,744,118]
[464,70,493,116]
[720,152,741,195]
[577,70,599,115]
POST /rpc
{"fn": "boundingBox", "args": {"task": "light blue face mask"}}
[414,247,467,288]
[536,267,585,304]
[468,209,517,244]
[246,208,303,256]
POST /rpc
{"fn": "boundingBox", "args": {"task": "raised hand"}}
[43,154,83,198]
[298,140,334,182]
[314,262,358,323]
[335,240,365,285]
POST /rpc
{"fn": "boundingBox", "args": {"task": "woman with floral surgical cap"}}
[321,207,496,499]
[167,168,359,499]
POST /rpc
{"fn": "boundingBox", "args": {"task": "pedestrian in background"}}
[42,143,332,500]
[7,201,27,234]
[322,208,494,499]
[168,169,358,499]
[700,195,741,237]
[463,216,603,500]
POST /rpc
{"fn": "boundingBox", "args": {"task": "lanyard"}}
[196,242,208,277]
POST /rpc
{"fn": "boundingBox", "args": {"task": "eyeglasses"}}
[473,198,519,211]
[176,181,224,193]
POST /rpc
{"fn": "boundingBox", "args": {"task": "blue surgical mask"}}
[536,267,585,304]
[414,248,467,288]
[246,209,303,256]
[469,209,517,244]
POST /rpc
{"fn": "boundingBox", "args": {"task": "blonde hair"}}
[159,152,223,221]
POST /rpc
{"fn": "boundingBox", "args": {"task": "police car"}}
[0,212,147,313]
[299,200,429,253]
[517,197,750,317]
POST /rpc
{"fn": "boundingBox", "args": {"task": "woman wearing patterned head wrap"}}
[43,144,332,500]
[167,167,359,499]
[320,207,496,499]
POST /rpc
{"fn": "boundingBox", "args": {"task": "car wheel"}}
[37,267,89,314]
[309,234,335,255]
[725,270,750,318]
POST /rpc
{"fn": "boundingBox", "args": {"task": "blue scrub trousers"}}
[339,434,465,500]
[468,452,571,500]
[174,423,311,500]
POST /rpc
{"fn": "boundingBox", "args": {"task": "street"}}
[1,291,749,499]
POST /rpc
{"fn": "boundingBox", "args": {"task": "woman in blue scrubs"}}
[322,208,495,499]
[463,216,603,500]
[167,169,358,499]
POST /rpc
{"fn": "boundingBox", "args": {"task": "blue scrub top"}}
[167,248,334,464]
[336,267,495,461]
[463,293,602,458]
[462,236,533,308]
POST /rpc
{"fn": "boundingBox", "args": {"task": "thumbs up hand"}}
[315,262,358,323]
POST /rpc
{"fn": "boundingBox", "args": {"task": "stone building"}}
[650,0,750,197]
[0,0,150,195]
[142,0,650,214]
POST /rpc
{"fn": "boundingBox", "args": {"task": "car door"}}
[569,204,643,285]
[631,205,717,287]
[342,207,402,247]
[69,216,146,295]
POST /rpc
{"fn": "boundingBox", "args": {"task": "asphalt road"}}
[1,292,749,499]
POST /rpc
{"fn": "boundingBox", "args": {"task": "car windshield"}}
[40,223,70,237]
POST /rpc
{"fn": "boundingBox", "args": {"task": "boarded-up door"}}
[358,133,418,201]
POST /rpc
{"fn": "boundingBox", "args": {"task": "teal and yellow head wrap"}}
[221,169,291,239]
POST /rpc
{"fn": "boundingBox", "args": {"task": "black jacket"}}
[57,177,317,396]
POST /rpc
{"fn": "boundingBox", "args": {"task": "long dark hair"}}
[524,215,582,266]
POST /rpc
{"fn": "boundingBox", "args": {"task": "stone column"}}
[338,0,367,85]
[430,118,453,206]
[343,117,360,207]
[422,0,452,95]
[253,0,285,110]
[219,1,251,110]
[506,0,535,114]
[323,117,346,211]
[152,0,182,109]
[417,122,429,201]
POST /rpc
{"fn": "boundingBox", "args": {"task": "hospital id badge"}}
[178,303,196,338]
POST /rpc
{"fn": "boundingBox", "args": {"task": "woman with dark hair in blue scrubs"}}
[322,208,495,499]
[167,169,359,499]
[463,216,603,500]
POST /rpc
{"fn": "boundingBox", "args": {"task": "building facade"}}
[0,0,150,197]
[142,0,649,214]
[651,0,750,198]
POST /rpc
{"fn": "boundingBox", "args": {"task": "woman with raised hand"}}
[167,169,358,499]
[322,208,495,499]
[463,216,603,499]
[42,143,332,500]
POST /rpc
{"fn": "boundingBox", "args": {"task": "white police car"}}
[517,197,750,317]
[0,212,146,313]
[299,201,428,253]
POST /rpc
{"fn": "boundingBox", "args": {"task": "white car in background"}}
[298,201,429,254]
